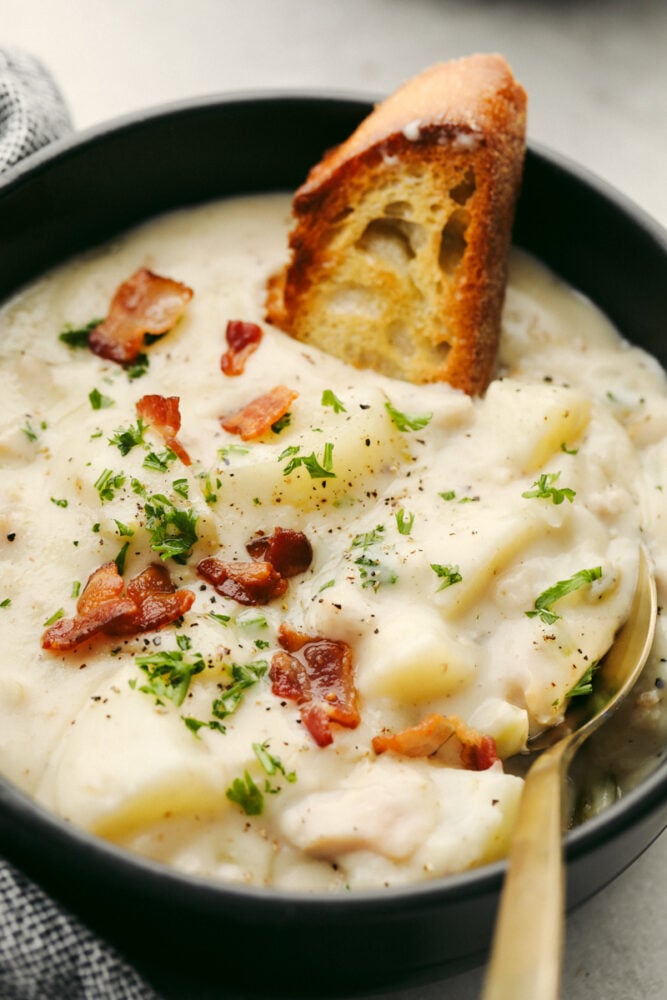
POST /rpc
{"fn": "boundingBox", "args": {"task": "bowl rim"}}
[1,88,666,916]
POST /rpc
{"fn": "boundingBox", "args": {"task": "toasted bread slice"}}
[266,54,527,394]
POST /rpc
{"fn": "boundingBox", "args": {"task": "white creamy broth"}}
[0,193,665,890]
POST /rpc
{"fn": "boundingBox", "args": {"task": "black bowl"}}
[1,95,666,998]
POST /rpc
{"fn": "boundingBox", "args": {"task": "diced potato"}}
[217,388,404,510]
[468,698,529,759]
[35,665,228,838]
[358,609,478,701]
[484,378,591,473]
[433,503,546,619]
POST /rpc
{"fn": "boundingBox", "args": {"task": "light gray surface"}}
[1,1,665,997]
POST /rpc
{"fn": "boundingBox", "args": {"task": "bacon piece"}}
[88,268,193,364]
[270,623,359,747]
[42,561,194,651]
[136,394,191,465]
[220,320,263,376]
[197,557,287,605]
[107,564,195,635]
[372,713,499,771]
[246,527,313,578]
[220,385,297,441]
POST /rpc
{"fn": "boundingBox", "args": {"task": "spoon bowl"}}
[483,545,657,1000]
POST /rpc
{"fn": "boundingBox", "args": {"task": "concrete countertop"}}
[1,1,665,998]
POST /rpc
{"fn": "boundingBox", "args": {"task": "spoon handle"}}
[482,742,569,1000]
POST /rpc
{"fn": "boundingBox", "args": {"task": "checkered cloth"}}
[0,48,160,1000]
[0,46,72,170]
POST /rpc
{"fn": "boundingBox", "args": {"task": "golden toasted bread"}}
[266,54,527,394]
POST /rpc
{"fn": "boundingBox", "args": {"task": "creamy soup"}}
[0,194,665,890]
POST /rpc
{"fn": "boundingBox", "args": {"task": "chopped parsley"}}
[114,541,130,575]
[43,608,65,627]
[133,636,205,706]
[143,494,198,563]
[395,508,414,535]
[321,389,347,414]
[355,554,398,591]
[385,400,432,432]
[226,771,264,816]
[351,525,385,550]
[280,443,336,479]
[198,472,221,505]
[253,740,297,788]
[143,448,177,473]
[350,524,397,590]
[21,421,38,442]
[522,472,576,505]
[172,478,189,499]
[50,497,68,508]
[1,598,11,609]
[126,352,150,380]
[94,468,126,503]
[58,317,103,348]
[113,519,134,537]
[208,612,231,627]
[525,567,603,625]
[89,388,115,411]
[271,412,292,433]
[211,660,268,723]
[561,442,579,455]
[431,563,463,591]
[566,661,600,699]
[109,419,147,456]
[218,444,250,463]
[71,581,81,599]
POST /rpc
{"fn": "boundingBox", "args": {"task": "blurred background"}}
[1,1,666,998]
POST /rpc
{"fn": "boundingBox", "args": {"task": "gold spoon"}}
[482,545,657,1000]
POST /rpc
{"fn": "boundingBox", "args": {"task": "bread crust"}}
[266,54,527,394]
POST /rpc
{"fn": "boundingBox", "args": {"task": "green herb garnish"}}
[385,400,432,432]
[58,317,103,349]
[271,412,292,433]
[134,640,205,706]
[114,541,130,575]
[395,508,414,535]
[226,771,264,816]
[94,468,126,502]
[522,472,576,505]
[566,661,600,699]
[89,388,115,411]
[321,389,346,414]
[143,448,177,473]
[50,497,69,508]
[211,660,268,722]
[43,608,65,627]
[280,443,336,479]
[109,419,147,456]
[525,567,603,625]
[431,563,463,591]
[143,493,198,563]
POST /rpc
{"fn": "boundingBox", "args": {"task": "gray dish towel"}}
[0,47,160,1000]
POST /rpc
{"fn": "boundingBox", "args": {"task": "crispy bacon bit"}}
[221,320,263,376]
[220,385,297,441]
[372,713,499,771]
[269,623,359,747]
[246,527,313,578]
[197,557,287,605]
[88,268,193,364]
[136,394,191,465]
[107,563,195,635]
[42,561,194,651]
